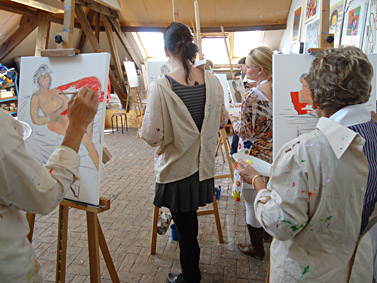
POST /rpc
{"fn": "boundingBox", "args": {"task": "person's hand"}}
[62,87,98,152]
[229,115,238,123]
[67,87,98,131]
[238,159,260,184]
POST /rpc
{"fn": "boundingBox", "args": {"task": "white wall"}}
[279,0,306,53]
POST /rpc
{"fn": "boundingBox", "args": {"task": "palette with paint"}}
[232,152,271,176]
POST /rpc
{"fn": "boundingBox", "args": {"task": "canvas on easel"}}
[124,61,139,88]
[145,60,172,86]
[227,79,245,103]
[272,54,377,159]
[17,53,110,205]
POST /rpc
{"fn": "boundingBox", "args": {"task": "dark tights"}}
[171,211,201,283]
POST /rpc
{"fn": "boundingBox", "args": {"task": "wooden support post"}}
[77,9,96,51]
[95,12,100,42]
[194,0,203,59]
[172,0,179,22]
[103,16,125,91]
[221,26,235,80]
[75,4,101,52]
[108,16,141,68]
[0,14,39,61]
[35,11,51,56]
[62,0,75,48]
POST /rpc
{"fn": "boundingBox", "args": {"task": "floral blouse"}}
[232,87,273,163]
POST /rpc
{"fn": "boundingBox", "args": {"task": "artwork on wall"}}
[227,79,245,103]
[362,0,377,53]
[145,60,172,87]
[124,61,139,88]
[305,0,318,22]
[17,53,110,205]
[340,0,368,47]
[272,54,376,159]
[292,7,303,42]
[329,0,345,47]
[304,19,320,53]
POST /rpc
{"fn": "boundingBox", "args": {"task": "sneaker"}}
[166,273,185,283]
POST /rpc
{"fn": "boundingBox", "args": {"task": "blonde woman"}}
[229,46,273,259]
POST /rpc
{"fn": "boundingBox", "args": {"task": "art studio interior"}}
[1,0,377,282]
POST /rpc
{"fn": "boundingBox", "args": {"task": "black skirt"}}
[153,171,214,213]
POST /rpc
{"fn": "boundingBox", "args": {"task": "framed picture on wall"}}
[340,0,369,47]
[305,0,319,22]
[329,0,345,48]
[304,19,320,53]
[292,7,303,43]
[362,0,377,53]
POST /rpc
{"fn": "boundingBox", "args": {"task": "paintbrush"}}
[59,91,104,95]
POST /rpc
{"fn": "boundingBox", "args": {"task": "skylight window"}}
[233,31,263,59]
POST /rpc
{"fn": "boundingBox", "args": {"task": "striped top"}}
[348,119,377,233]
[165,75,206,131]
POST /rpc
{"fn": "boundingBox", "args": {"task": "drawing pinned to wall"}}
[304,19,320,53]
[17,53,110,205]
[272,54,376,159]
[145,60,172,86]
[227,79,245,103]
[124,61,139,88]
[292,7,303,42]
[305,0,318,22]
[362,0,377,53]
[330,0,345,47]
[341,0,368,47]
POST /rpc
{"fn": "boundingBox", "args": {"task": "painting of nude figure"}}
[18,53,110,205]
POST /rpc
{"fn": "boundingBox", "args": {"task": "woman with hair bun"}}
[140,22,228,283]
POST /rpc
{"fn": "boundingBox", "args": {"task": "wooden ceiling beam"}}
[0,0,36,16]
[0,13,39,62]
[120,23,287,33]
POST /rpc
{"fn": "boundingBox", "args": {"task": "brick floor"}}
[32,128,269,282]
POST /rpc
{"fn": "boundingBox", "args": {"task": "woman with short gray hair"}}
[236,46,376,282]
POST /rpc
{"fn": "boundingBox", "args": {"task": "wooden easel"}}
[215,128,234,182]
[56,198,120,283]
[150,194,224,255]
[129,86,145,137]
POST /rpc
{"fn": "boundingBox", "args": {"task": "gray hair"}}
[33,64,52,85]
[306,46,373,109]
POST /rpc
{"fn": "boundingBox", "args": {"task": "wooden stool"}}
[150,195,224,255]
[111,113,128,134]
